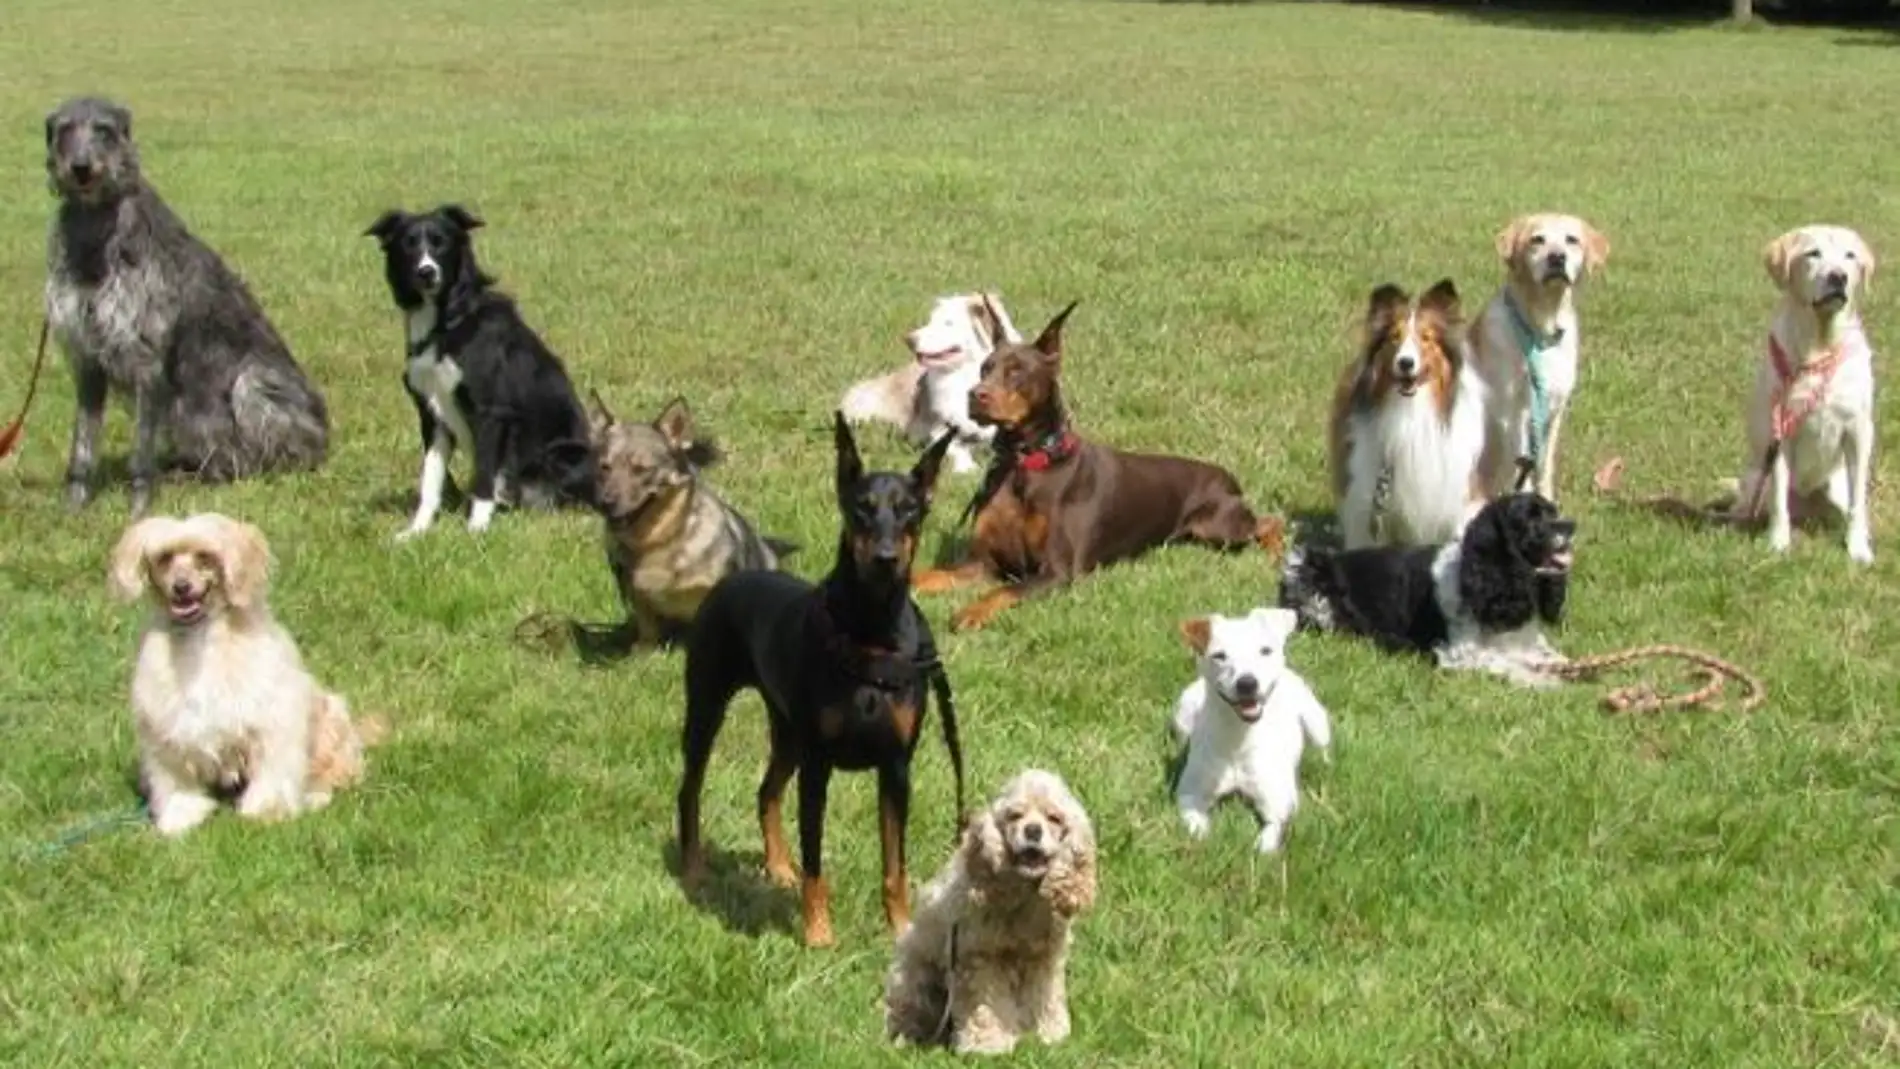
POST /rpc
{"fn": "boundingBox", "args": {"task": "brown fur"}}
[912,301,1276,631]
[1328,280,1466,500]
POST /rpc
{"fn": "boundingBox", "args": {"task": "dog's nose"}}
[69,161,94,182]
[170,577,192,597]
[1544,251,1567,269]
[1235,674,1260,698]
[1394,355,1417,377]
[1022,822,1044,844]
[416,261,440,284]
[1825,269,1849,289]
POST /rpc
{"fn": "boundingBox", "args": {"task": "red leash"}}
[0,318,52,461]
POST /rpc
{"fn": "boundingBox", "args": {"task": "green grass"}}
[3,0,1898,1064]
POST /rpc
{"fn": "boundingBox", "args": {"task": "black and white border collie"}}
[1277,493,1577,687]
[364,204,595,539]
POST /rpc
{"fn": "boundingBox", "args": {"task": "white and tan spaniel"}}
[1733,225,1878,563]
[1472,212,1611,503]
[885,769,1097,1056]
[110,513,383,837]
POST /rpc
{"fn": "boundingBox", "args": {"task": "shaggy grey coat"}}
[43,97,328,515]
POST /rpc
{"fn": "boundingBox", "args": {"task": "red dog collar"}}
[1017,429,1080,472]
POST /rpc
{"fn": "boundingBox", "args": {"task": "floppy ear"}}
[441,204,484,232]
[1033,300,1079,362]
[832,410,864,503]
[1456,502,1536,631]
[1179,616,1212,655]
[218,517,273,612]
[1582,223,1611,276]
[1494,216,1532,263]
[107,102,132,138]
[1248,606,1300,644]
[1419,278,1461,319]
[1763,231,1801,291]
[959,805,1009,902]
[1855,233,1878,291]
[1044,786,1097,917]
[43,111,56,148]
[363,210,405,241]
[108,518,168,602]
[911,431,953,508]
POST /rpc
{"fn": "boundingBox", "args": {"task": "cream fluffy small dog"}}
[1733,225,1878,564]
[110,513,381,837]
[885,769,1097,1056]
[1172,608,1332,854]
[1472,212,1610,502]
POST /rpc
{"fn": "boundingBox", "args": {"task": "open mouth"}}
[167,592,207,625]
[912,345,963,369]
[1011,844,1050,875]
[1394,374,1420,398]
[1537,534,1575,576]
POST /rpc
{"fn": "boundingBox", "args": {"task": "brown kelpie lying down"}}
[913,301,1280,632]
[676,415,966,948]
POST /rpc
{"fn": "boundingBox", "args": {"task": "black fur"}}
[363,205,595,526]
[674,418,964,945]
[1278,493,1574,657]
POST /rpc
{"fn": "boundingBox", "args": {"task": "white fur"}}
[1429,542,1567,687]
[111,514,369,837]
[1473,214,1603,503]
[838,293,1023,474]
[1173,608,1332,854]
[1339,314,1490,550]
[397,305,480,540]
[1734,224,1878,564]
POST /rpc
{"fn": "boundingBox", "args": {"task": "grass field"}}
[3,0,1898,1064]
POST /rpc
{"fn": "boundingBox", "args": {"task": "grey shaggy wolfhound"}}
[44,96,329,516]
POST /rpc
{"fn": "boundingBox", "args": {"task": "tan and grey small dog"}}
[110,513,382,837]
[586,392,794,650]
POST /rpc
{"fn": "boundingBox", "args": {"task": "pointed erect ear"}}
[441,204,484,232]
[1365,283,1410,340]
[653,396,695,449]
[587,388,616,437]
[1034,300,1079,361]
[1419,278,1461,320]
[1179,616,1212,655]
[912,430,953,506]
[363,210,405,241]
[832,410,864,499]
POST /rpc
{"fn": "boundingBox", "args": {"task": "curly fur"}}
[110,513,381,837]
[885,769,1097,1055]
[1278,493,1575,687]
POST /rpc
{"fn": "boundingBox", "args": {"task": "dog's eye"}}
[1805,248,1823,259]
[91,122,116,141]
[1564,234,1580,246]
[1210,651,1228,662]
[154,551,175,566]
[1260,646,1274,657]
[1529,234,1546,246]
[1845,250,1859,261]
[1045,811,1066,829]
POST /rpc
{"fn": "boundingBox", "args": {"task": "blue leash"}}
[11,803,148,862]
[1503,291,1563,492]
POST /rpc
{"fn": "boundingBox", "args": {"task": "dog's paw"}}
[1181,810,1211,840]
[64,480,92,512]
[763,858,798,889]
[1036,1008,1072,1045]
[1767,524,1793,554]
[151,793,219,838]
[394,523,429,543]
[237,788,301,824]
[1848,532,1875,565]
[802,917,836,949]
[1255,823,1286,854]
[467,499,497,533]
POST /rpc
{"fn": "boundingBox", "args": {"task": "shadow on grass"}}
[511,611,667,667]
[658,838,801,940]
[1139,0,1721,32]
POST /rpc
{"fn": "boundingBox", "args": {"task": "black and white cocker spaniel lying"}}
[1277,492,1576,687]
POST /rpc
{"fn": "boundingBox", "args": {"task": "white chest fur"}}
[403,307,475,447]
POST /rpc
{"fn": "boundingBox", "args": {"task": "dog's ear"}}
[1033,300,1080,363]
[106,102,132,138]
[1854,232,1878,293]
[1582,223,1611,277]
[586,388,618,437]
[1456,500,1536,631]
[43,110,56,148]
[108,518,169,602]
[217,516,273,612]
[1178,616,1212,655]
[441,204,484,232]
[1763,230,1802,291]
[975,292,1022,347]
[1364,283,1410,342]
[832,410,864,501]
[1247,607,1299,645]
[363,210,405,241]
[654,396,696,449]
[1494,216,1533,264]
[1419,278,1461,320]
[911,430,954,507]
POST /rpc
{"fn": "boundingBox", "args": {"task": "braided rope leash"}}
[1541,645,1766,714]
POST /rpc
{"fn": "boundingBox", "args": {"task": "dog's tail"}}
[927,667,968,837]
[231,362,330,474]
[839,365,923,429]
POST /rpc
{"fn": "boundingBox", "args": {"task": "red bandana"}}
[1767,331,1857,442]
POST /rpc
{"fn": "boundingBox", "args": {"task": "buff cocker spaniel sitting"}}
[884,769,1097,1055]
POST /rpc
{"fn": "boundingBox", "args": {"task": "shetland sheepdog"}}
[1329,279,1489,550]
